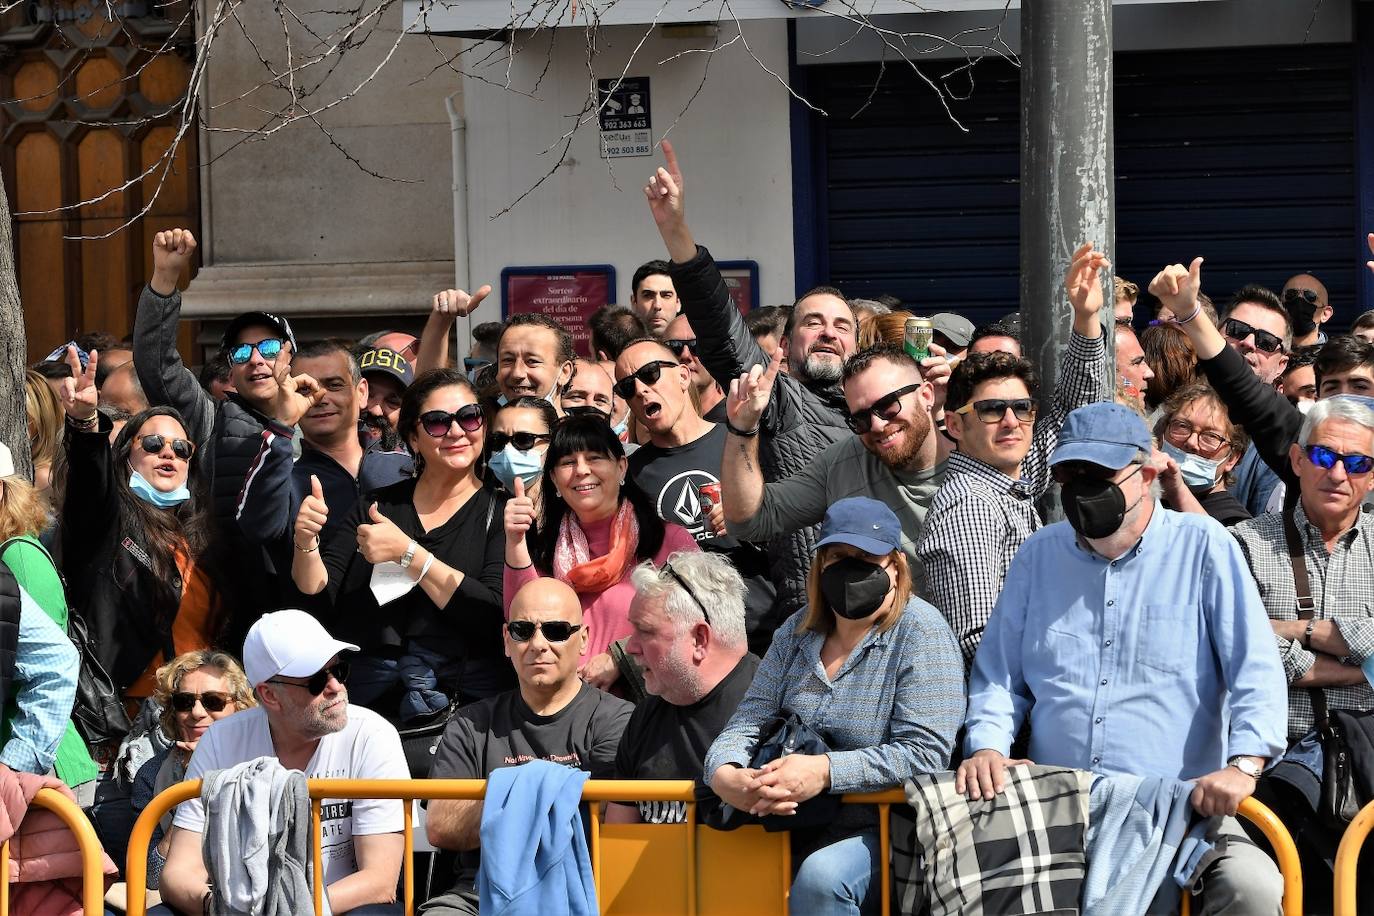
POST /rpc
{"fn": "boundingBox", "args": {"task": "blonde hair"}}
[799,544,911,637]
[0,474,50,542]
[858,311,914,350]
[154,650,257,741]
[25,370,63,473]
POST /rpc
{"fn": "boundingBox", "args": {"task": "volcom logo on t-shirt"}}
[653,470,717,541]
[505,751,582,766]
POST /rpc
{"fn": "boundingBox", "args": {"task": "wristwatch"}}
[1227,756,1263,778]
[399,540,418,569]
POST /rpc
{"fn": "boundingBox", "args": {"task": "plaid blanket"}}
[895,764,1092,915]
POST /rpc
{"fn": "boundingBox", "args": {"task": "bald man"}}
[421,578,632,916]
[1283,272,1333,347]
[99,359,150,416]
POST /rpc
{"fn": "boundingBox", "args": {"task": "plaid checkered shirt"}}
[916,330,1106,666]
[1231,503,1374,739]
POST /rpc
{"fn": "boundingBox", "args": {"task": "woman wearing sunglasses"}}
[294,368,514,717]
[705,498,964,915]
[504,413,698,692]
[129,650,254,899]
[1153,383,1252,526]
[486,396,558,499]
[58,347,219,724]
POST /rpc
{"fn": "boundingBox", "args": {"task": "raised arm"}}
[58,347,119,569]
[133,229,215,445]
[720,349,785,529]
[416,286,491,375]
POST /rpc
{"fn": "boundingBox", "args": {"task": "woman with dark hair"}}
[504,413,697,691]
[294,367,512,715]
[1139,321,1198,411]
[59,348,217,718]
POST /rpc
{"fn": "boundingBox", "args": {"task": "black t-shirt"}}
[613,654,760,824]
[703,399,729,424]
[1164,489,1252,528]
[628,426,780,654]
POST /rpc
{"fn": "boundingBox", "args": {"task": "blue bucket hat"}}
[1049,402,1153,471]
[815,497,902,556]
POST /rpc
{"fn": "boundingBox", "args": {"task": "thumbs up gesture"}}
[504,476,537,545]
[357,501,411,564]
[294,475,329,549]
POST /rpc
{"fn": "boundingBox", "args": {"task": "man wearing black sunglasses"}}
[424,579,631,915]
[160,610,409,916]
[1281,274,1333,348]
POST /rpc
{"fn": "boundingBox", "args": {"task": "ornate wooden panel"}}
[0,1,200,364]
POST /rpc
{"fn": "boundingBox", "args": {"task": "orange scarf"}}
[554,501,640,593]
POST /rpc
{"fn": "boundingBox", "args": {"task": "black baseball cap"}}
[221,311,297,353]
[358,347,415,389]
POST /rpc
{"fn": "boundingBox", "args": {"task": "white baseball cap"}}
[242,609,359,687]
[0,444,13,479]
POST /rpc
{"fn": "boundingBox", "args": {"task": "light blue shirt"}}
[0,587,79,774]
[965,505,1287,779]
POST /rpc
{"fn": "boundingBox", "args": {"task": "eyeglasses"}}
[1305,444,1374,476]
[954,398,1037,424]
[661,560,712,626]
[1164,418,1229,457]
[506,620,583,643]
[267,660,350,696]
[664,338,697,356]
[1222,319,1285,355]
[139,434,195,461]
[562,404,611,422]
[228,338,285,365]
[489,430,550,452]
[170,691,232,713]
[847,383,924,434]
[613,360,679,400]
[420,405,484,438]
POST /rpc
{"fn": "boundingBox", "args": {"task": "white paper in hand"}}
[370,561,416,605]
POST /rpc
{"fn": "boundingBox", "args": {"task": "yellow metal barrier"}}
[0,786,106,916]
[1334,798,1374,914]
[123,780,1303,916]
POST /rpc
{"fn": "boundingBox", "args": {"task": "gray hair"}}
[1298,397,1374,449]
[629,551,747,650]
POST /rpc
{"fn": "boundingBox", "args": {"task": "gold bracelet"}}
[295,535,320,553]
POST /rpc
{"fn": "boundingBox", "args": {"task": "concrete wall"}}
[457,20,795,338]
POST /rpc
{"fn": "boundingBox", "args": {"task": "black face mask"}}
[819,557,891,620]
[1059,465,1142,540]
[1286,302,1317,337]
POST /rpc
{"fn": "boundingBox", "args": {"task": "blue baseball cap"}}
[1049,402,1153,471]
[815,497,903,556]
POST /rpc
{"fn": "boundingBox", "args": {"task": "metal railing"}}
[0,786,106,916]
[1334,798,1374,914]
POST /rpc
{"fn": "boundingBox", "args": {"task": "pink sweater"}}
[505,517,699,662]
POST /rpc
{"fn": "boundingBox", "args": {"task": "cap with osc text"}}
[242,609,358,688]
[1049,402,1153,471]
[815,497,902,557]
[221,311,297,354]
[358,347,414,389]
[931,313,975,348]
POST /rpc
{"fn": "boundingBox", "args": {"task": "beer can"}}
[698,482,722,514]
[904,317,933,361]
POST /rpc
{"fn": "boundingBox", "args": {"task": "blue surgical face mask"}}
[498,378,561,408]
[488,443,545,492]
[1160,440,1222,490]
[128,469,190,507]
[612,414,629,440]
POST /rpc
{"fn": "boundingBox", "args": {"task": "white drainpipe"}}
[446,92,473,362]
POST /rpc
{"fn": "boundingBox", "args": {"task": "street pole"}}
[1020,0,1117,519]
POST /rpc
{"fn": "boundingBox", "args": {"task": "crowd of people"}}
[5,137,1374,915]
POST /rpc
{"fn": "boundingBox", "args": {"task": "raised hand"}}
[432,285,492,319]
[1366,232,1373,278]
[643,139,695,262]
[727,347,783,434]
[357,502,410,565]
[294,475,329,549]
[504,475,537,545]
[151,228,197,295]
[269,362,325,426]
[921,342,952,414]
[1065,242,1112,319]
[59,344,99,421]
[1148,257,1204,319]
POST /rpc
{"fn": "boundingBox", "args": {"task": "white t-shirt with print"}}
[173,704,408,886]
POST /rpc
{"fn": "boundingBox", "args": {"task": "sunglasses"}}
[1305,444,1374,476]
[847,382,924,434]
[228,338,285,365]
[267,660,350,696]
[489,430,550,452]
[954,398,1037,424]
[170,691,232,713]
[139,434,195,461]
[661,560,712,626]
[506,620,583,643]
[1222,319,1285,355]
[613,360,679,400]
[563,404,611,422]
[1284,288,1320,306]
[420,405,484,438]
[664,338,697,356]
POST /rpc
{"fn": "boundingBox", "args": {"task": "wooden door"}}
[0,1,200,365]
